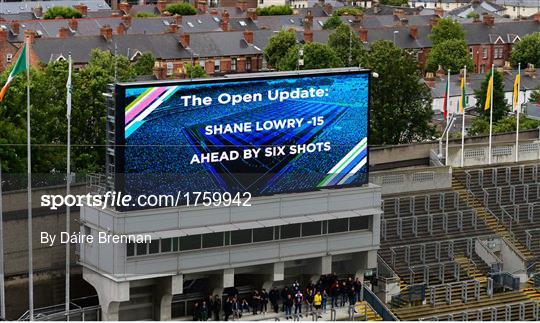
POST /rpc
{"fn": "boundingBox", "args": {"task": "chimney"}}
[430,16,439,27]
[425,72,435,88]
[409,25,417,39]
[393,9,405,20]
[526,63,536,78]
[174,14,182,26]
[167,23,178,33]
[304,30,313,44]
[121,15,132,28]
[243,29,253,44]
[435,65,445,78]
[197,0,208,14]
[10,21,20,35]
[180,33,190,48]
[157,0,167,13]
[434,6,444,18]
[483,14,494,26]
[503,61,512,73]
[323,3,333,15]
[117,22,126,35]
[0,28,8,43]
[32,5,43,19]
[210,8,218,16]
[58,26,70,38]
[74,4,88,17]
[304,10,313,30]
[100,25,113,41]
[24,29,35,43]
[358,27,368,43]
[533,11,540,23]
[68,18,78,31]
[354,11,363,23]
[118,1,131,14]
[221,10,230,31]
[236,0,247,12]
[247,8,257,21]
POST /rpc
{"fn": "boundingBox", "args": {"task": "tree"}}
[332,7,362,16]
[165,3,197,15]
[322,15,343,30]
[135,12,158,18]
[510,32,540,68]
[43,6,82,19]
[256,5,293,16]
[474,70,508,122]
[470,115,540,136]
[133,52,156,76]
[184,63,207,78]
[429,18,465,46]
[466,12,479,19]
[426,39,473,72]
[327,24,366,66]
[362,40,435,144]
[529,87,540,103]
[264,30,297,69]
[380,0,409,6]
[277,43,344,71]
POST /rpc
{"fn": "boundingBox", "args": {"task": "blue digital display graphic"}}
[116,70,370,205]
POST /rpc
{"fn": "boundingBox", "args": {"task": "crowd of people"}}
[191,274,363,321]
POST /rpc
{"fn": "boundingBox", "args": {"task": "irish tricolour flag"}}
[318,137,368,187]
[0,44,27,102]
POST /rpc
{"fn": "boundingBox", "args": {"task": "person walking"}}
[314,290,322,319]
[261,288,269,315]
[252,290,261,315]
[305,289,314,314]
[212,295,221,321]
[269,287,280,313]
[321,289,328,313]
[294,290,303,317]
[223,297,232,321]
[284,294,293,319]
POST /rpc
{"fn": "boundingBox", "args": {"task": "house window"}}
[231,58,237,71]
[469,47,473,58]
[166,62,173,76]
[214,59,221,72]
[199,59,205,68]
[482,48,488,59]
[246,57,252,71]
[495,47,503,59]
[6,53,12,63]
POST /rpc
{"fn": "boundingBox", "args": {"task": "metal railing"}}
[362,286,398,321]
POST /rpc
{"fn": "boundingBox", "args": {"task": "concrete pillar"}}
[153,275,182,320]
[311,255,332,283]
[263,262,285,291]
[211,268,235,296]
[83,268,130,321]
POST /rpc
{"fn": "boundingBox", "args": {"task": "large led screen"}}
[115,69,370,207]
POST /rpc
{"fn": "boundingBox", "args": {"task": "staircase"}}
[451,177,533,259]
[354,301,382,321]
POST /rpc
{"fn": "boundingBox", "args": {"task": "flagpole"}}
[445,69,451,166]
[515,63,521,163]
[461,65,466,167]
[0,160,5,321]
[488,63,494,165]
[65,53,72,320]
[25,35,34,321]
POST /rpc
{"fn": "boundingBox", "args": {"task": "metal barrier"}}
[362,286,398,321]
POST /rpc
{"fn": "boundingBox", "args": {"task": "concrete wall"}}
[79,185,382,280]
[447,140,540,167]
[370,166,452,195]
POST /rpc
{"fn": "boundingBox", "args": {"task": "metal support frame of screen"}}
[114,68,371,207]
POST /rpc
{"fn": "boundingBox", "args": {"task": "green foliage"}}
[264,30,297,68]
[322,15,343,30]
[530,87,540,103]
[0,49,149,174]
[332,7,362,16]
[379,0,409,6]
[427,39,473,73]
[133,52,156,76]
[466,12,479,19]
[43,6,83,19]
[135,12,158,18]
[362,41,435,144]
[277,43,344,71]
[469,116,540,136]
[165,3,197,16]
[255,5,293,16]
[327,24,366,66]
[429,18,465,46]
[184,63,207,78]
[474,70,509,122]
[510,32,540,68]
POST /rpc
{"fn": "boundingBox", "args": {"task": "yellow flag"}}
[484,74,493,111]
[513,74,520,111]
